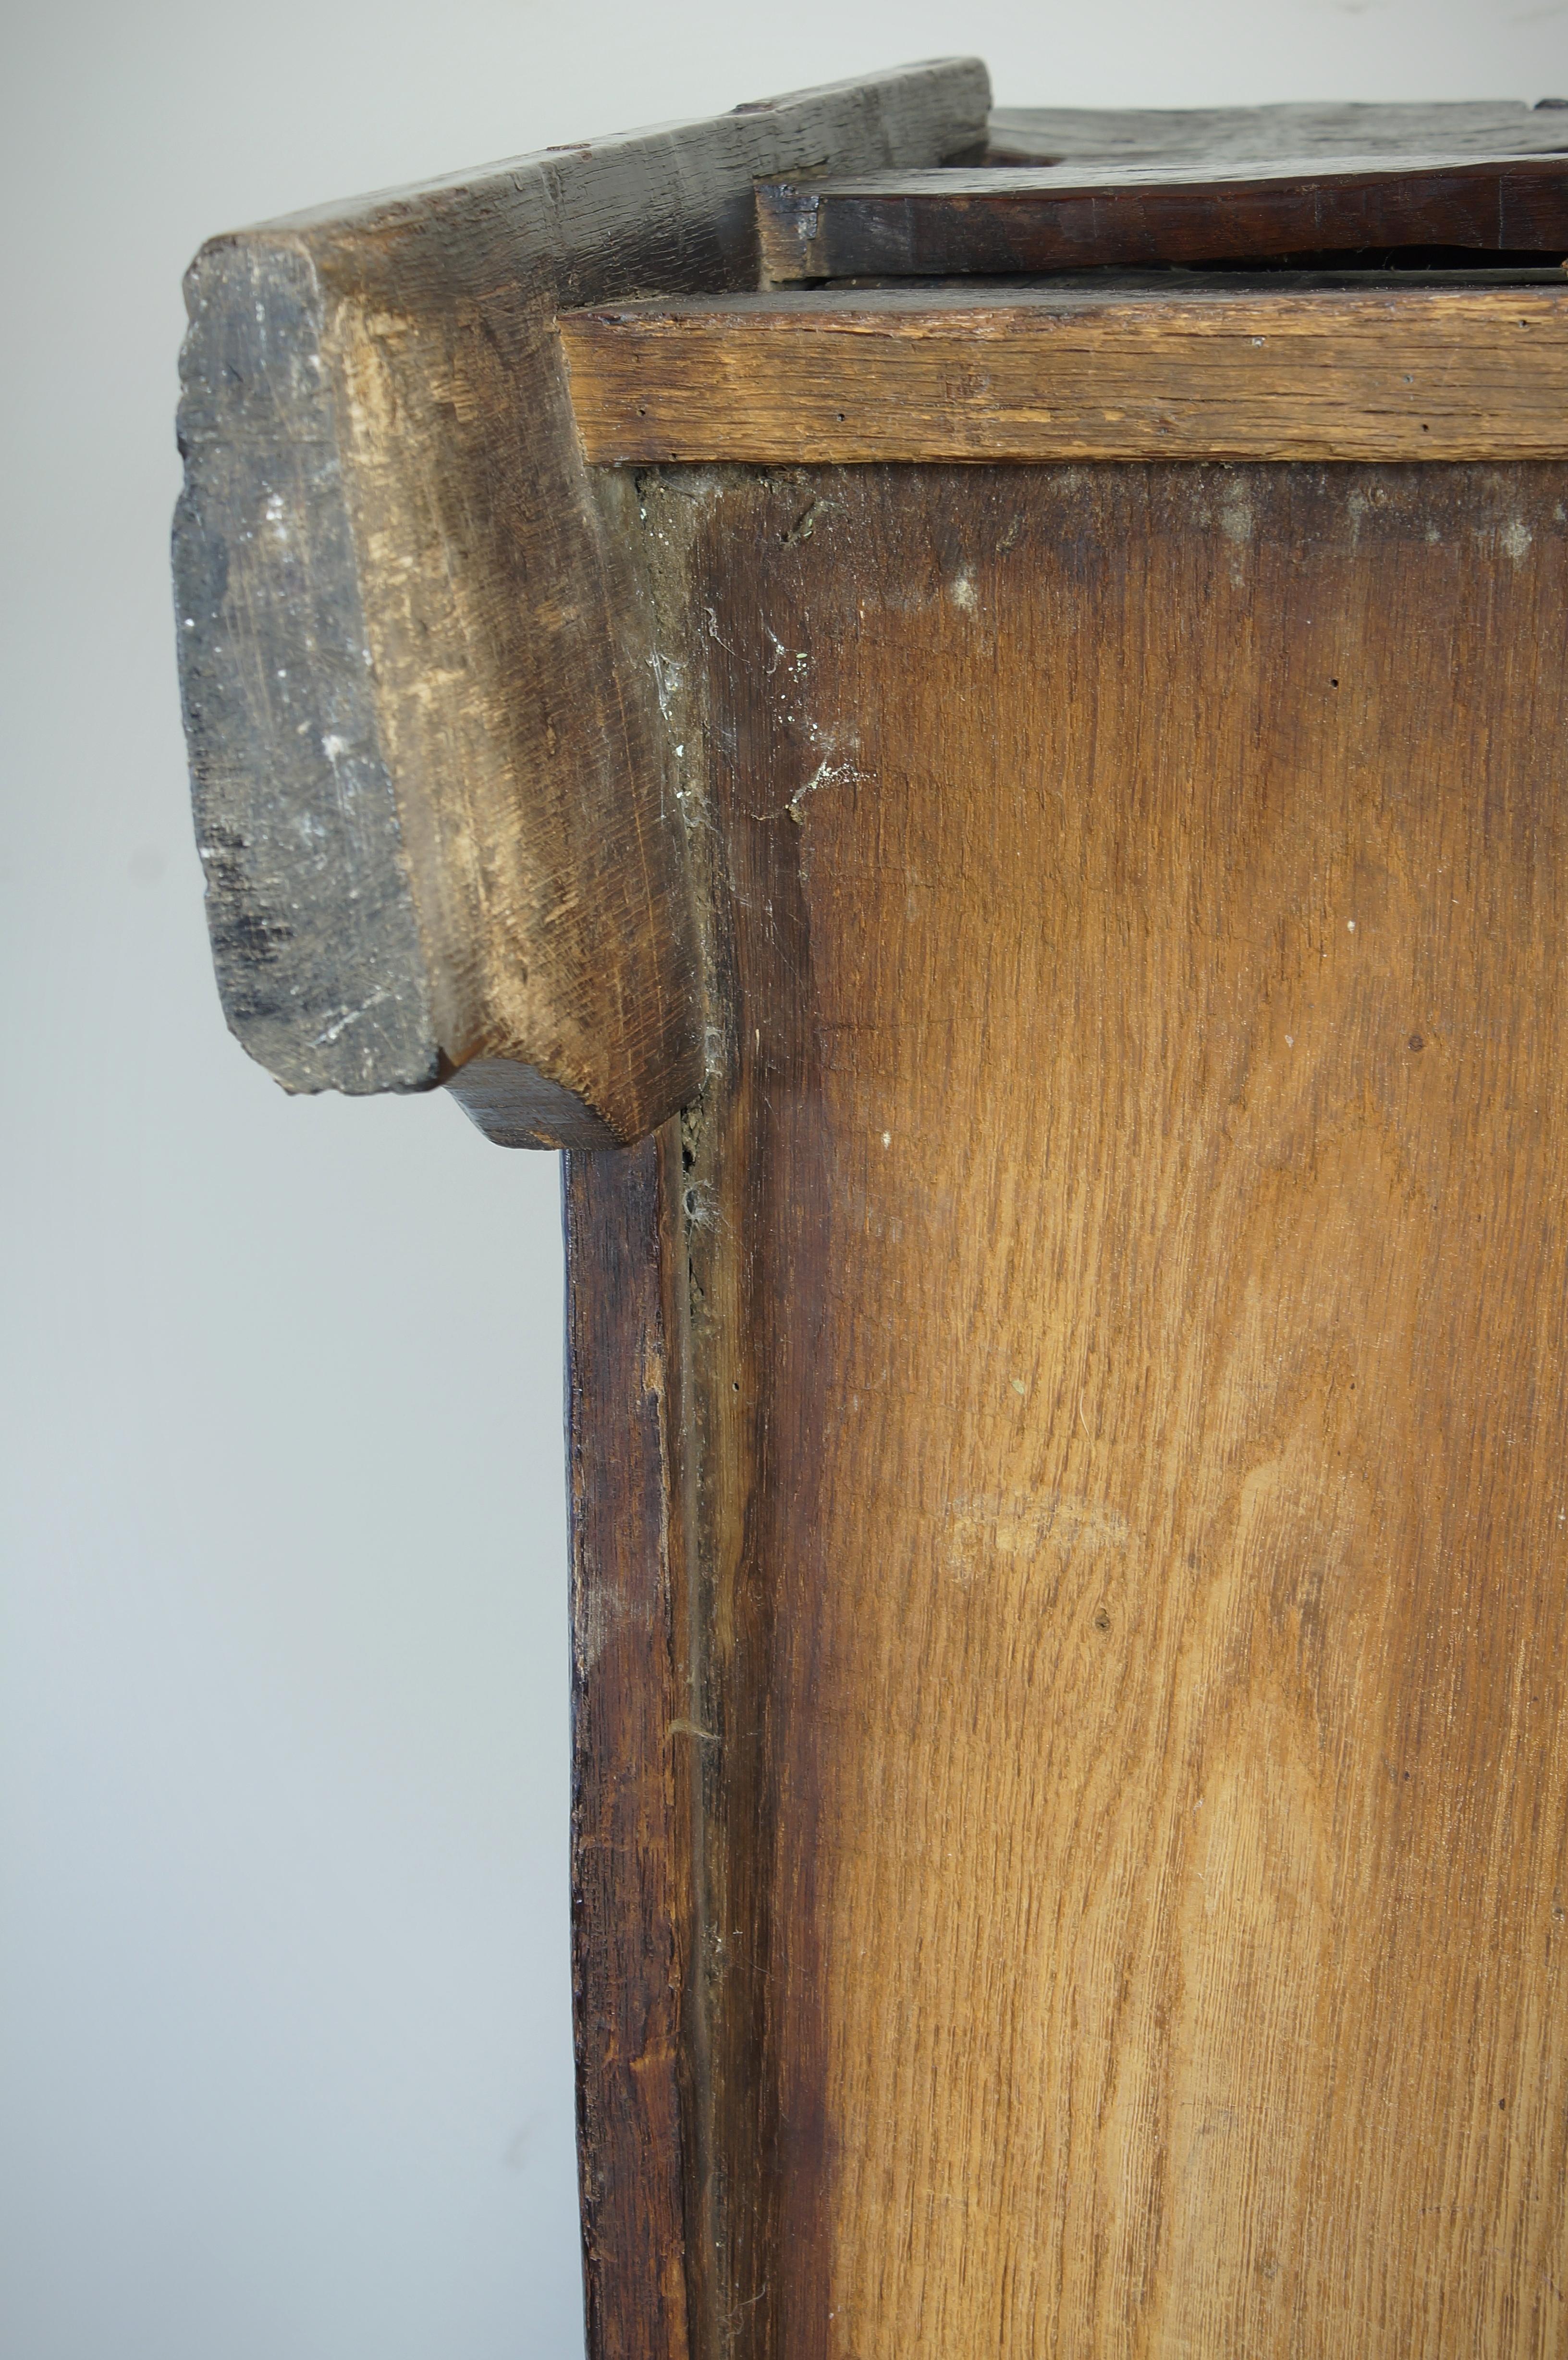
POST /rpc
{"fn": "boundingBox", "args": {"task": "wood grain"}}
[756,151,1568,283]
[566,1131,699,2359]
[594,456,1568,2357]
[983,99,1568,168]
[172,58,990,1144]
[561,284,1568,465]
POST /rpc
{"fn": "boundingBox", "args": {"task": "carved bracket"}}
[173,58,992,1146]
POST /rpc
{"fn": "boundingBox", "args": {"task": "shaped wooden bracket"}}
[172,58,992,1147]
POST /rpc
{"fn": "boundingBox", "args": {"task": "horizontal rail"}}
[560,284,1568,465]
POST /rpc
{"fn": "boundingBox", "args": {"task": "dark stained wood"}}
[565,1129,700,2359]
[172,59,991,1146]
[575,455,1568,2357]
[984,98,1568,168]
[560,283,1568,466]
[757,151,1568,282]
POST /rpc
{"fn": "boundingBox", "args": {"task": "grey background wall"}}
[2,3,1564,2355]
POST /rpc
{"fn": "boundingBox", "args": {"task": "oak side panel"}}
[561,285,1568,467]
[650,460,1568,2359]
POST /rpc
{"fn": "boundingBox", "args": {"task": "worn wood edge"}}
[559,285,1568,464]
[173,57,991,1144]
[770,147,1568,198]
[566,1131,703,2358]
[174,239,439,1093]
[756,150,1568,282]
[984,98,1568,167]
[640,457,1568,2357]
[445,1057,625,1150]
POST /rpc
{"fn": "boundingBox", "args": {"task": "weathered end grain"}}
[173,58,991,1144]
[560,283,1568,465]
[757,150,1568,282]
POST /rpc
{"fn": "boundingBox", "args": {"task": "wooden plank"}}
[984,98,1568,167]
[560,284,1568,465]
[613,454,1568,2357]
[565,1130,699,2360]
[172,58,991,1146]
[757,151,1568,281]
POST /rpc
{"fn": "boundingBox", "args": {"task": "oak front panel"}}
[594,461,1568,2359]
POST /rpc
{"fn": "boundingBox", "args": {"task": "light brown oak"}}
[560,283,1568,466]
[753,151,1568,282]
[592,456,1568,2358]
[981,99,1568,168]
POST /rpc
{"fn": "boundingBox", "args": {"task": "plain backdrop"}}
[1,2,1565,2355]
